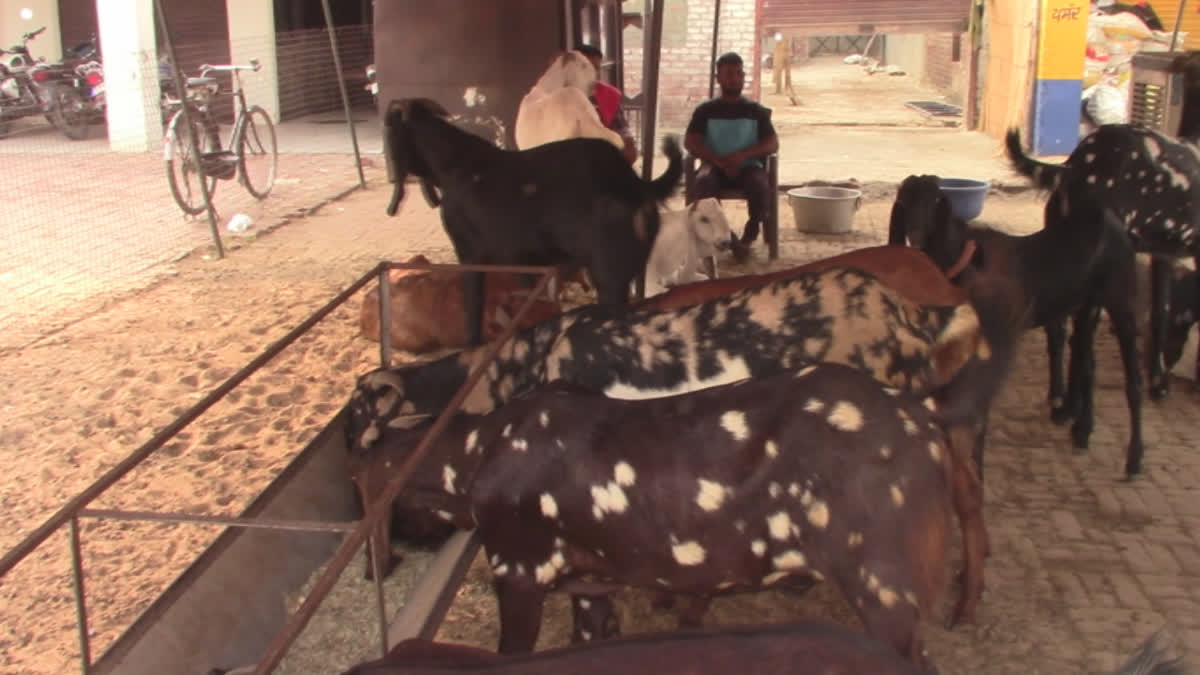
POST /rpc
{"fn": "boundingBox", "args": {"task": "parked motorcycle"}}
[63,35,106,122]
[0,26,93,140]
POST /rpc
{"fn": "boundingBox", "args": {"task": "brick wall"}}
[622,0,760,135]
[923,32,968,106]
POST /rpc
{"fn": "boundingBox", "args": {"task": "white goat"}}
[643,198,733,297]
[514,51,625,152]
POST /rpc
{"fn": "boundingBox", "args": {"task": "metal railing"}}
[0,259,559,674]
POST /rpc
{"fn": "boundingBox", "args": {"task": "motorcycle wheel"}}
[47,84,91,140]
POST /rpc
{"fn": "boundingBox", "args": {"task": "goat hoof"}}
[1150,381,1170,401]
[1049,405,1076,425]
[1069,426,1091,451]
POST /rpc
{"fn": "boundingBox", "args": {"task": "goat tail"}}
[649,135,685,203]
[1004,128,1063,193]
[1110,630,1190,675]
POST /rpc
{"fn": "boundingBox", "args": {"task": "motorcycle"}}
[0,26,92,140]
[63,35,106,121]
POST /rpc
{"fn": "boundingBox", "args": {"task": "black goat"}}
[888,174,1151,478]
[1004,124,1200,402]
[383,97,683,346]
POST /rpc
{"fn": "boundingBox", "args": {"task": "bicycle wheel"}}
[164,107,218,215]
[236,105,277,200]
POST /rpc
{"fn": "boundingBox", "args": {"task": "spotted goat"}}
[353,363,995,673]
[1005,122,1200,404]
[346,266,1025,582]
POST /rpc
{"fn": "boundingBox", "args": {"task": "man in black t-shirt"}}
[684,51,780,256]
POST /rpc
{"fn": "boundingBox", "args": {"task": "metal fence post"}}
[153,0,224,259]
[319,0,368,189]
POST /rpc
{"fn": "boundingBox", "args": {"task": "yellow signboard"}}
[1037,0,1090,80]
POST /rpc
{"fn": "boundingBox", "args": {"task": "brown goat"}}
[353,363,998,673]
[359,255,567,353]
[632,245,969,312]
[340,620,928,675]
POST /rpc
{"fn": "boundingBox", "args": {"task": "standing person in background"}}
[575,43,639,164]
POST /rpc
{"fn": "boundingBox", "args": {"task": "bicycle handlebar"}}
[198,58,262,77]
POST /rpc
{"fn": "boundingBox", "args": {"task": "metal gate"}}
[762,0,972,35]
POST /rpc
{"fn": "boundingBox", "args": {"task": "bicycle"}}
[163,59,278,216]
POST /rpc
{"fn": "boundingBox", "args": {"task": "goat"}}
[634,244,969,312]
[339,620,933,675]
[340,626,1187,675]
[351,363,1004,672]
[887,173,1154,478]
[345,265,1026,592]
[1004,124,1200,403]
[359,255,566,354]
[643,197,733,296]
[1133,253,1198,373]
[383,97,683,347]
[514,50,625,152]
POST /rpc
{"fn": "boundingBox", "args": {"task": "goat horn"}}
[386,413,433,430]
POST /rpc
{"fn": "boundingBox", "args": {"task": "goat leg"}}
[1067,303,1103,451]
[355,469,400,581]
[570,593,621,643]
[1193,256,1200,389]
[1109,304,1146,479]
[1045,318,1075,424]
[1147,256,1172,400]
[495,579,546,653]
[463,270,487,347]
[945,423,988,629]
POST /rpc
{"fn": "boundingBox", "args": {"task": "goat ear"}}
[687,201,699,215]
[388,413,434,430]
[931,304,982,386]
[886,200,908,246]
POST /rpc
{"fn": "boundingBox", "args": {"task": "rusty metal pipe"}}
[251,269,556,674]
[77,509,359,533]
[69,517,91,674]
[0,262,385,581]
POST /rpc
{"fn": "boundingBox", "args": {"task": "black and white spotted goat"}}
[1005,124,1200,405]
[383,97,683,347]
[346,265,1028,584]
[352,363,990,674]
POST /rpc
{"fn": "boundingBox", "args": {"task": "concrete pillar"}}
[226,0,280,123]
[1,0,62,61]
[96,0,160,152]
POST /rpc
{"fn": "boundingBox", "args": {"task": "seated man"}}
[684,51,779,256]
[576,42,639,164]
